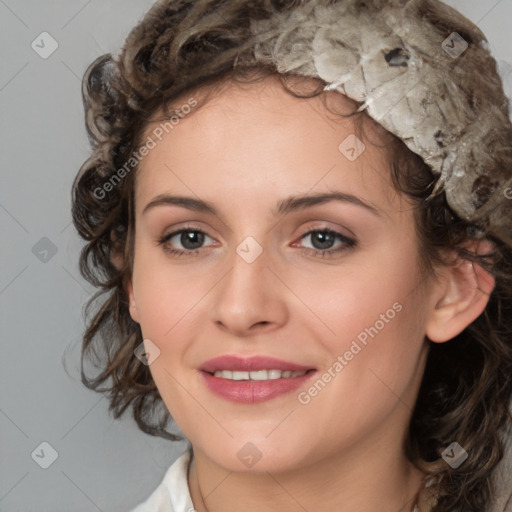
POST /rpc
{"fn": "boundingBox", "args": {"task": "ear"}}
[125,276,140,324]
[111,250,140,324]
[425,240,495,343]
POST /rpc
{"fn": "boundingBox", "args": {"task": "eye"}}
[157,227,215,257]
[293,228,356,259]
[157,226,356,259]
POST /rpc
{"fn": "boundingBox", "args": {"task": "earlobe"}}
[125,276,140,324]
[111,251,124,271]
[425,241,495,343]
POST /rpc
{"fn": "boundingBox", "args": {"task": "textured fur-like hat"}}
[249,0,512,244]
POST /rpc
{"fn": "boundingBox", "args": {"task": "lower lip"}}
[200,370,316,404]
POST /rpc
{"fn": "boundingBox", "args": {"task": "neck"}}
[188,429,426,512]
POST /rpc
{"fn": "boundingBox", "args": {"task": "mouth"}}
[205,368,315,380]
[198,355,317,403]
[199,354,316,374]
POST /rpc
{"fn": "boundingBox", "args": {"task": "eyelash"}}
[157,226,357,259]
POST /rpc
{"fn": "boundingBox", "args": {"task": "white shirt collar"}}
[131,446,195,512]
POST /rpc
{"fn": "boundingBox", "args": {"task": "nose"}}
[211,243,289,338]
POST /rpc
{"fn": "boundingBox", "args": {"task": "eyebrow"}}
[142,192,381,217]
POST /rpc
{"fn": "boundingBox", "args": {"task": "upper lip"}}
[199,355,316,373]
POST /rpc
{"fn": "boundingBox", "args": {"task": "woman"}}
[72,0,512,510]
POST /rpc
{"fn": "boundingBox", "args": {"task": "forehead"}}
[134,75,403,218]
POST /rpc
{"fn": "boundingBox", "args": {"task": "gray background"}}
[0,1,511,511]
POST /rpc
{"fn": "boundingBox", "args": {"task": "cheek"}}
[306,247,424,349]
[131,243,206,338]
[299,245,428,401]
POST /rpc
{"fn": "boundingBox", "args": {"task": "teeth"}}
[212,369,308,380]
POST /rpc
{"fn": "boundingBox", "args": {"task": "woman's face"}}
[127,76,435,473]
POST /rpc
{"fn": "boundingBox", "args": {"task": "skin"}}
[124,75,494,512]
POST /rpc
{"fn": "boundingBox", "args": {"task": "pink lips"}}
[199,355,317,404]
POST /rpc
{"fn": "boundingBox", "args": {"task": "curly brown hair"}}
[71,1,512,510]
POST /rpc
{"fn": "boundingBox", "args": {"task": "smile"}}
[211,369,310,380]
